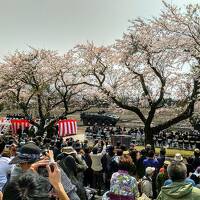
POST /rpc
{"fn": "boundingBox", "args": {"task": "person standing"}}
[0,139,12,192]
[140,167,155,198]
[90,141,106,195]
[108,154,139,200]
[157,161,200,200]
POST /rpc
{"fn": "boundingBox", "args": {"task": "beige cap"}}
[164,160,171,166]
[146,167,155,175]
[61,146,76,155]
[194,148,200,154]
[174,153,183,162]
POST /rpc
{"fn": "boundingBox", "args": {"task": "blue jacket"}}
[143,158,159,169]
[164,178,195,187]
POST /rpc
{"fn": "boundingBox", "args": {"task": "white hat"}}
[146,167,155,175]
[174,153,183,162]
[61,146,76,155]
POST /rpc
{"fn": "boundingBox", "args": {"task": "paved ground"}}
[68,126,86,141]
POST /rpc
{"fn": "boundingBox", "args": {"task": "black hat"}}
[10,142,41,164]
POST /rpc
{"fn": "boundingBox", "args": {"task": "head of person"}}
[3,172,50,200]
[130,142,135,149]
[163,161,171,170]
[67,141,73,146]
[61,146,77,157]
[174,153,183,162]
[186,156,193,165]
[1,144,11,157]
[83,140,88,145]
[0,137,5,154]
[120,145,127,152]
[194,166,200,177]
[129,149,137,162]
[167,161,187,182]
[162,160,171,175]
[10,142,41,170]
[84,147,91,154]
[107,145,115,156]
[74,146,81,154]
[146,167,155,177]
[118,154,133,172]
[140,149,147,157]
[148,150,155,159]
[160,147,166,156]
[194,148,200,158]
[145,144,151,152]
[92,147,98,154]
[116,149,123,156]
[116,141,121,147]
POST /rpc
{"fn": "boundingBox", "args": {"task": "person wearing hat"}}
[10,143,81,200]
[59,146,88,200]
[59,155,87,200]
[164,155,195,187]
[3,163,70,200]
[157,161,200,200]
[140,167,155,198]
[156,161,171,194]
[59,146,87,173]
[9,142,44,181]
[174,153,183,162]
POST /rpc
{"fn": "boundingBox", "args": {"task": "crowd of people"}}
[85,125,200,149]
[1,125,200,199]
[85,125,145,145]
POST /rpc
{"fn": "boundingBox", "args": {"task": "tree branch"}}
[152,78,199,132]
[110,95,146,123]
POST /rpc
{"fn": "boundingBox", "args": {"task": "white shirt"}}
[90,145,106,171]
[0,156,12,191]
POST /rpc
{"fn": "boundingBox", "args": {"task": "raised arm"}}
[47,162,70,200]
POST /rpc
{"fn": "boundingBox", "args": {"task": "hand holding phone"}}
[47,162,61,188]
[30,159,50,172]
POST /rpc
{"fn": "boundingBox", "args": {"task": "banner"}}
[11,119,30,134]
[58,119,77,137]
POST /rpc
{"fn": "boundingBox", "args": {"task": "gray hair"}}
[167,161,187,182]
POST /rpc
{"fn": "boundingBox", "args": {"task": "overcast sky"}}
[0,0,199,58]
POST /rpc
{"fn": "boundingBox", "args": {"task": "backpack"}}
[138,177,151,196]
[137,193,151,200]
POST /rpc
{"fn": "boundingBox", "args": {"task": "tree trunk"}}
[36,120,45,136]
[144,126,154,147]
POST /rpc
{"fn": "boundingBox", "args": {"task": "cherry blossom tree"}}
[0,48,96,135]
[0,48,57,133]
[76,3,200,145]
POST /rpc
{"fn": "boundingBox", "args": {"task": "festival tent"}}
[57,119,77,137]
[11,119,30,134]
[0,117,77,136]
